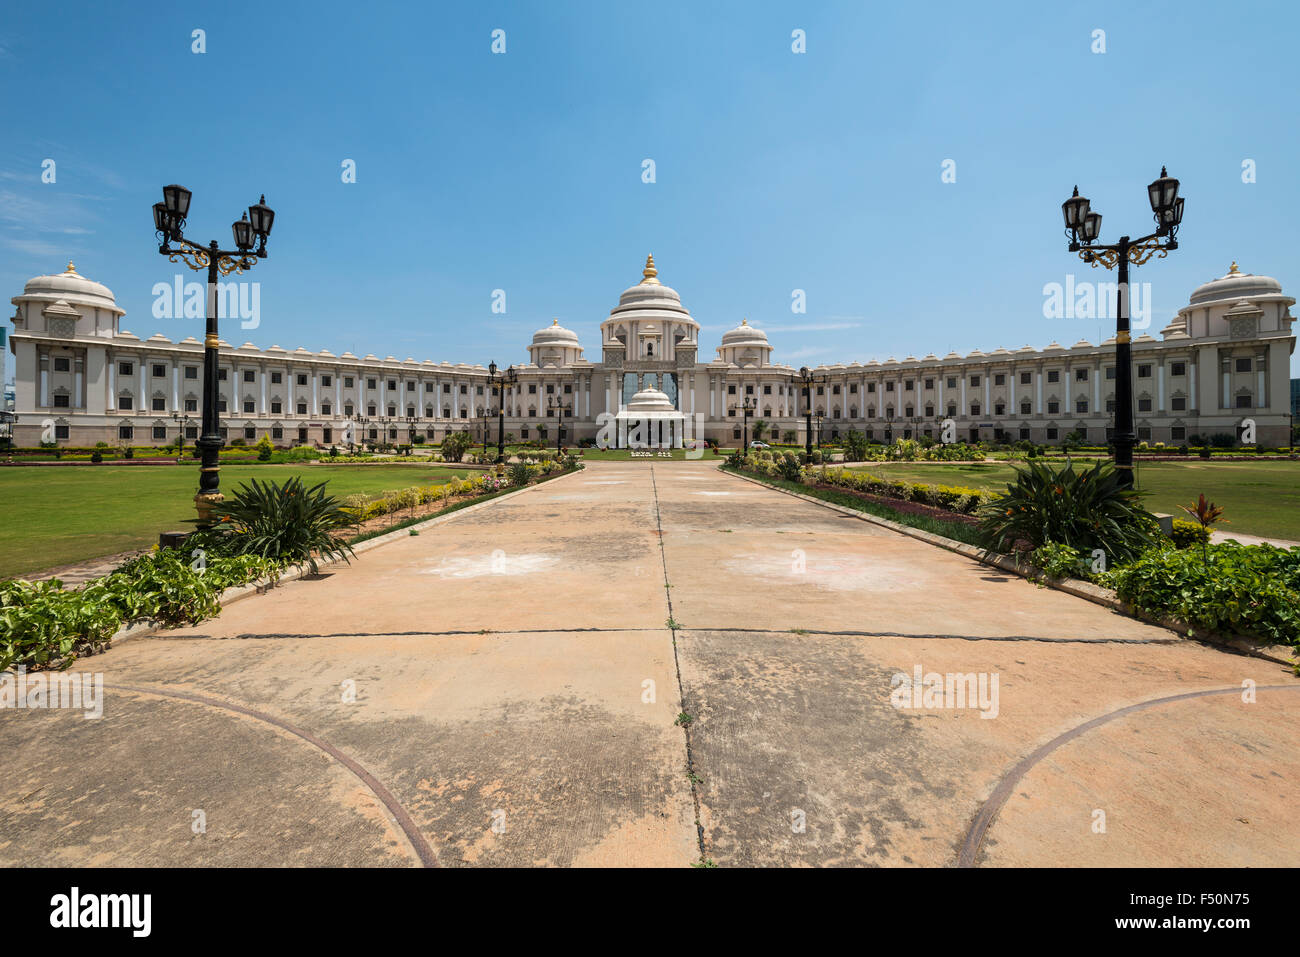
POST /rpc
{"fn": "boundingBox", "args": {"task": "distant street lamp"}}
[731,395,757,449]
[797,366,824,457]
[171,411,193,462]
[491,364,517,462]
[1062,168,1183,487]
[547,395,569,453]
[154,184,274,526]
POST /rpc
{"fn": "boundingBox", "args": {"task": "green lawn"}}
[0,464,471,579]
[845,460,1300,541]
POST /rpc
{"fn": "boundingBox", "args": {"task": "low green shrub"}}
[1170,519,1210,550]
[0,579,122,671]
[1102,542,1300,645]
[1029,541,1088,580]
[1,551,287,672]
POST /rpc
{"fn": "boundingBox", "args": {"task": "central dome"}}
[610,254,692,317]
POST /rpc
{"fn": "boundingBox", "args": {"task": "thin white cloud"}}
[0,235,72,256]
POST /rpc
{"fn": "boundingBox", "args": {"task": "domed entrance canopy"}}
[613,385,687,449]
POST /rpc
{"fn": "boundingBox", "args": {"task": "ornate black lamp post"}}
[404,415,418,451]
[547,395,568,453]
[1062,168,1183,488]
[489,363,517,463]
[731,395,757,449]
[797,366,824,457]
[171,411,193,461]
[154,185,274,525]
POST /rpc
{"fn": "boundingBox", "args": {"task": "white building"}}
[7,256,1295,448]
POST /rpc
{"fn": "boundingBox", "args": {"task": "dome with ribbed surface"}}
[19,262,123,314]
[1188,262,1283,306]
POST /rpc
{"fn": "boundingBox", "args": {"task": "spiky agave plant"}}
[977,458,1162,566]
[209,477,356,574]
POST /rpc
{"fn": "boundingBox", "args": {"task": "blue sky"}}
[3,0,1298,381]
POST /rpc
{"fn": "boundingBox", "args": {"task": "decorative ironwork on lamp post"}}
[153,184,274,526]
[1062,168,1183,488]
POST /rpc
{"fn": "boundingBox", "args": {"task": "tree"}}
[842,429,868,461]
[753,419,768,443]
[255,434,275,461]
[440,430,474,462]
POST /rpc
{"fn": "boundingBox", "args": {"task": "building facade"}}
[8,256,1296,449]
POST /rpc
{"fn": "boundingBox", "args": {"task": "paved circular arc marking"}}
[958,683,1300,868]
[110,683,438,868]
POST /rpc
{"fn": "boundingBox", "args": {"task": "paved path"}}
[1,461,1295,867]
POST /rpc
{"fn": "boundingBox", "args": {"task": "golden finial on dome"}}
[741,317,748,326]
[66,261,77,274]
[1229,261,1239,274]
[640,253,659,285]
[552,318,559,326]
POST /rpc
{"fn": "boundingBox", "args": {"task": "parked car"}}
[748,441,771,449]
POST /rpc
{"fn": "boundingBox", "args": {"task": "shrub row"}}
[1101,542,1300,646]
[1,552,286,672]
[813,466,993,514]
[733,451,992,515]
[340,456,578,522]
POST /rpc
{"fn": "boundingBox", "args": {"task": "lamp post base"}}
[194,491,225,527]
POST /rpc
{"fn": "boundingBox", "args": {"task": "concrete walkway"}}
[1210,529,1300,548]
[1,461,1294,867]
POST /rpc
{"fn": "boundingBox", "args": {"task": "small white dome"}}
[531,318,580,346]
[19,262,122,314]
[1189,262,1282,306]
[720,318,769,346]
